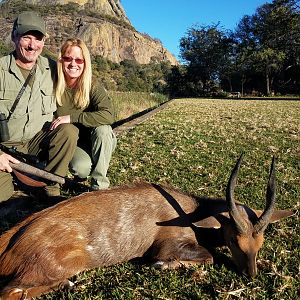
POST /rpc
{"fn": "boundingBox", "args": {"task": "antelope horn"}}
[226,154,248,234]
[254,156,276,234]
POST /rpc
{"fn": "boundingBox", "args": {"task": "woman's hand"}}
[0,153,20,172]
[50,115,71,130]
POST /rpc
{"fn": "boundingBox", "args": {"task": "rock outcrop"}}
[26,0,130,24]
[0,0,178,65]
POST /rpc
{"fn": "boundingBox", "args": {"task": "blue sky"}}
[121,0,272,61]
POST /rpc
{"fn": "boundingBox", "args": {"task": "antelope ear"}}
[253,209,297,223]
[193,216,222,228]
[193,212,231,228]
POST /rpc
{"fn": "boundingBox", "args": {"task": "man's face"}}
[14,31,45,64]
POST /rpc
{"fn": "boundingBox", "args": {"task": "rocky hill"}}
[0,0,178,65]
[26,0,131,24]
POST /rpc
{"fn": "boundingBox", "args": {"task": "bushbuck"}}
[0,155,295,299]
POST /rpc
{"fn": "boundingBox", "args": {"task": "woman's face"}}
[61,45,85,86]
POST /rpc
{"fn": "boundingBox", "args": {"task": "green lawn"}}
[13,99,300,299]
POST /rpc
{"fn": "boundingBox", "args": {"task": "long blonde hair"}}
[56,38,92,109]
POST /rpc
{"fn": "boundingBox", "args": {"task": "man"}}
[0,11,78,202]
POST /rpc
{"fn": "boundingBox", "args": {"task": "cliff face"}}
[0,0,178,65]
[46,14,177,64]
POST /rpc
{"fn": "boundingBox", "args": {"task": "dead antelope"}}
[0,155,295,300]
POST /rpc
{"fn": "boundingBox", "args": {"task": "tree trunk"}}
[266,70,270,96]
[228,78,232,92]
[241,76,246,97]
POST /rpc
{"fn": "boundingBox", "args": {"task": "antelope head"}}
[223,154,286,276]
[190,155,295,276]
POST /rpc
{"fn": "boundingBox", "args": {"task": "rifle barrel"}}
[9,162,65,185]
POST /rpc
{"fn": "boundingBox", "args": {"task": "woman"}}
[51,38,117,190]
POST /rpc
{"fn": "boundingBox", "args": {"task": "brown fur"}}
[0,182,295,299]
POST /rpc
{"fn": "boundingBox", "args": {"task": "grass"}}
[108,91,168,121]
[3,97,300,299]
[110,99,299,208]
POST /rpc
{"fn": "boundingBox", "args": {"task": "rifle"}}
[0,143,44,166]
[0,143,66,186]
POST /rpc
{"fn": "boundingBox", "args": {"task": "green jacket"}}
[0,52,57,143]
[55,81,115,127]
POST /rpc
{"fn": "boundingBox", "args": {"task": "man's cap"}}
[13,11,46,36]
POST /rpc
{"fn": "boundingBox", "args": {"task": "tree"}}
[252,48,285,95]
[234,0,300,95]
[179,25,233,95]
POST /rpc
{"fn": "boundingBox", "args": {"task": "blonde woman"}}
[51,38,116,190]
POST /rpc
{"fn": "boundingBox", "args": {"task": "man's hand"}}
[0,153,20,172]
[50,115,71,130]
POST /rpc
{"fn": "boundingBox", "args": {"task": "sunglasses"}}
[61,56,85,64]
